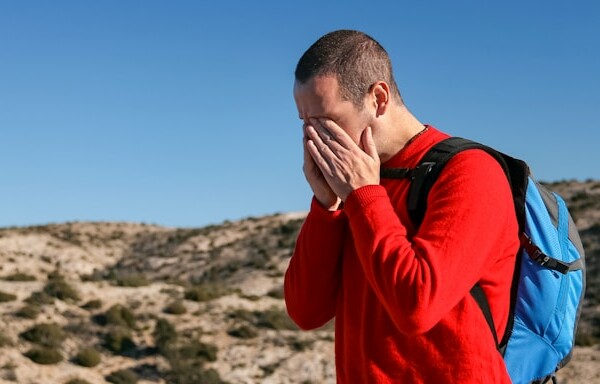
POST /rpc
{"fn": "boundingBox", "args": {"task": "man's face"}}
[293,75,371,145]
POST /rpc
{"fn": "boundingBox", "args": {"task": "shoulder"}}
[429,149,513,214]
[419,146,516,237]
[444,148,507,183]
[431,147,513,207]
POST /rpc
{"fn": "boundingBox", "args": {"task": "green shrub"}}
[159,339,218,364]
[96,304,137,329]
[163,300,187,315]
[106,369,138,384]
[65,379,92,384]
[115,274,149,287]
[229,307,297,330]
[80,269,106,282]
[25,291,55,306]
[184,283,229,302]
[254,308,298,330]
[166,363,228,384]
[2,272,36,281]
[227,324,257,339]
[0,290,17,303]
[20,322,66,348]
[162,342,228,384]
[286,335,314,352]
[267,286,284,299]
[15,304,41,319]
[24,347,63,364]
[575,329,600,346]
[81,299,103,310]
[176,340,218,362]
[228,308,255,323]
[74,347,101,367]
[153,318,178,353]
[104,327,136,354]
[43,274,80,302]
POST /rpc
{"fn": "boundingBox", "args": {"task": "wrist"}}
[315,195,342,211]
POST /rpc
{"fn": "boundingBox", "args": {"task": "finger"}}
[362,126,379,159]
[306,118,333,142]
[303,134,314,167]
[316,118,356,149]
[304,136,329,176]
[305,124,331,151]
[306,139,332,175]
[306,121,348,178]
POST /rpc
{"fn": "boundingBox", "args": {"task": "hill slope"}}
[0,180,598,383]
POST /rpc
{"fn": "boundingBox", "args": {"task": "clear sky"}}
[1,1,599,228]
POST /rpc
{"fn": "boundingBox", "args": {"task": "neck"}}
[375,104,426,163]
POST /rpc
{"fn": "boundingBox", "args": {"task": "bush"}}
[153,318,178,353]
[154,325,227,384]
[115,274,149,288]
[106,369,138,384]
[227,324,257,339]
[254,308,298,330]
[80,269,107,282]
[65,379,92,384]
[184,283,229,302]
[286,335,314,352]
[15,304,41,319]
[176,340,218,362]
[25,291,55,306]
[43,273,80,302]
[166,364,227,384]
[20,322,66,348]
[229,307,297,330]
[2,272,36,281]
[0,290,17,303]
[267,286,284,299]
[24,347,63,364]
[95,304,136,329]
[163,300,187,315]
[162,342,228,384]
[104,327,136,355]
[575,327,600,347]
[228,308,255,323]
[74,347,101,367]
[81,299,103,310]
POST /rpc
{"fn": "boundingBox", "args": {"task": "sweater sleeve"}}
[284,197,346,330]
[343,149,517,335]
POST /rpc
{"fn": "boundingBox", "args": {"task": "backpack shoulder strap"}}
[380,136,529,229]
[405,137,512,226]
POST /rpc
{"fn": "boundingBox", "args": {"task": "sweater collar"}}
[381,125,450,169]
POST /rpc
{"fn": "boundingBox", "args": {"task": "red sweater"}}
[284,127,520,383]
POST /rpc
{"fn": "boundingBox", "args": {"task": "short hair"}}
[295,30,403,108]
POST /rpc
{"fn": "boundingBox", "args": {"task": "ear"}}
[369,81,391,118]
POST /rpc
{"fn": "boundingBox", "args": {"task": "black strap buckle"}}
[520,233,571,274]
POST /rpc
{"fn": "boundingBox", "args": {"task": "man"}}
[284,30,520,383]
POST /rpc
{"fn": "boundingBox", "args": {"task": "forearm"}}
[284,197,346,329]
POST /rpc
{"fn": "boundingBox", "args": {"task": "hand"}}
[305,118,380,201]
[303,125,342,210]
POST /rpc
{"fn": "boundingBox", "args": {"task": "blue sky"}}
[1,1,598,228]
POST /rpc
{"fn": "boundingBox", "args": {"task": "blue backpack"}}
[381,137,586,384]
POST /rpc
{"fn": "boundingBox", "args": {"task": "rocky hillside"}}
[0,179,598,384]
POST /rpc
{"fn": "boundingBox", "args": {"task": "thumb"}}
[362,127,378,160]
